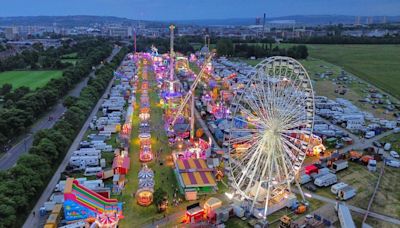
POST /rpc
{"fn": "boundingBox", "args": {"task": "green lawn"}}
[238,49,398,119]
[304,44,400,99]
[118,60,196,227]
[236,43,400,99]
[0,70,63,89]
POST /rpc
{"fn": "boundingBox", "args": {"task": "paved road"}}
[22,60,120,228]
[294,189,400,225]
[0,47,120,170]
[143,211,185,228]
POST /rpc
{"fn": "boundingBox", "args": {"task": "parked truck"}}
[314,173,337,187]
[331,160,348,173]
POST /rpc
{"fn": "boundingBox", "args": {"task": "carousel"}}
[136,165,155,206]
[139,133,153,162]
[94,212,119,228]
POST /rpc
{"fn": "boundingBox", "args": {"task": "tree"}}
[296,45,308,59]
[30,138,59,162]
[216,39,234,56]
[0,83,12,95]
[0,198,17,227]
[63,96,77,108]
[153,188,168,212]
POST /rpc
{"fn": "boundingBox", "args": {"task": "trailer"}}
[336,203,356,228]
[331,182,348,194]
[76,147,99,152]
[331,160,348,173]
[82,180,104,189]
[72,150,100,157]
[69,156,99,167]
[84,167,102,176]
[92,142,112,151]
[311,167,330,180]
[299,174,312,185]
[337,186,356,200]
[314,173,337,187]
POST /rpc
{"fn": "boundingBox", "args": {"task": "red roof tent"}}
[113,156,130,175]
[305,165,318,175]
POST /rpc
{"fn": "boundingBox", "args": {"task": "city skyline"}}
[0,0,400,21]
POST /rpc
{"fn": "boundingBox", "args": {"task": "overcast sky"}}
[0,0,399,20]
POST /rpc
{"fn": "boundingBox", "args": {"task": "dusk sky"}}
[1,0,400,20]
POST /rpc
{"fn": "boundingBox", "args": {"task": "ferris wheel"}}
[226,56,315,218]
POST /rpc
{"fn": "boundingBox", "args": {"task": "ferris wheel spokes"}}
[227,56,315,218]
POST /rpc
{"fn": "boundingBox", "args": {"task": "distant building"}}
[5,27,18,40]
[108,27,129,37]
[255,17,261,25]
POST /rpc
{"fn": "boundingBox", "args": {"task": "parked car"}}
[390,151,399,158]
[385,159,400,168]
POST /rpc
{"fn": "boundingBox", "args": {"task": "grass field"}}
[0,70,63,89]
[238,43,400,99]
[305,44,400,100]
[305,161,400,228]
[118,61,199,227]
[240,56,395,119]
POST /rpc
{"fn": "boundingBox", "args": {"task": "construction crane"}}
[169,52,215,140]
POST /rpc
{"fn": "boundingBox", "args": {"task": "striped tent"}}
[175,159,217,188]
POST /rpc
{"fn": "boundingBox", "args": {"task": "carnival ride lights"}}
[151,45,159,56]
[176,56,190,72]
[139,132,153,163]
[168,52,215,141]
[161,25,184,125]
[95,212,119,228]
[135,165,154,206]
[226,56,315,221]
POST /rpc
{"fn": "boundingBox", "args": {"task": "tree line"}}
[0,42,71,72]
[136,36,195,55]
[0,46,129,227]
[216,39,308,59]
[0,38,113,153]
[287,35,400,44]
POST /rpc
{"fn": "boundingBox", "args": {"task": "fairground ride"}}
[169,52,215,141]
[226,56,315,222]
